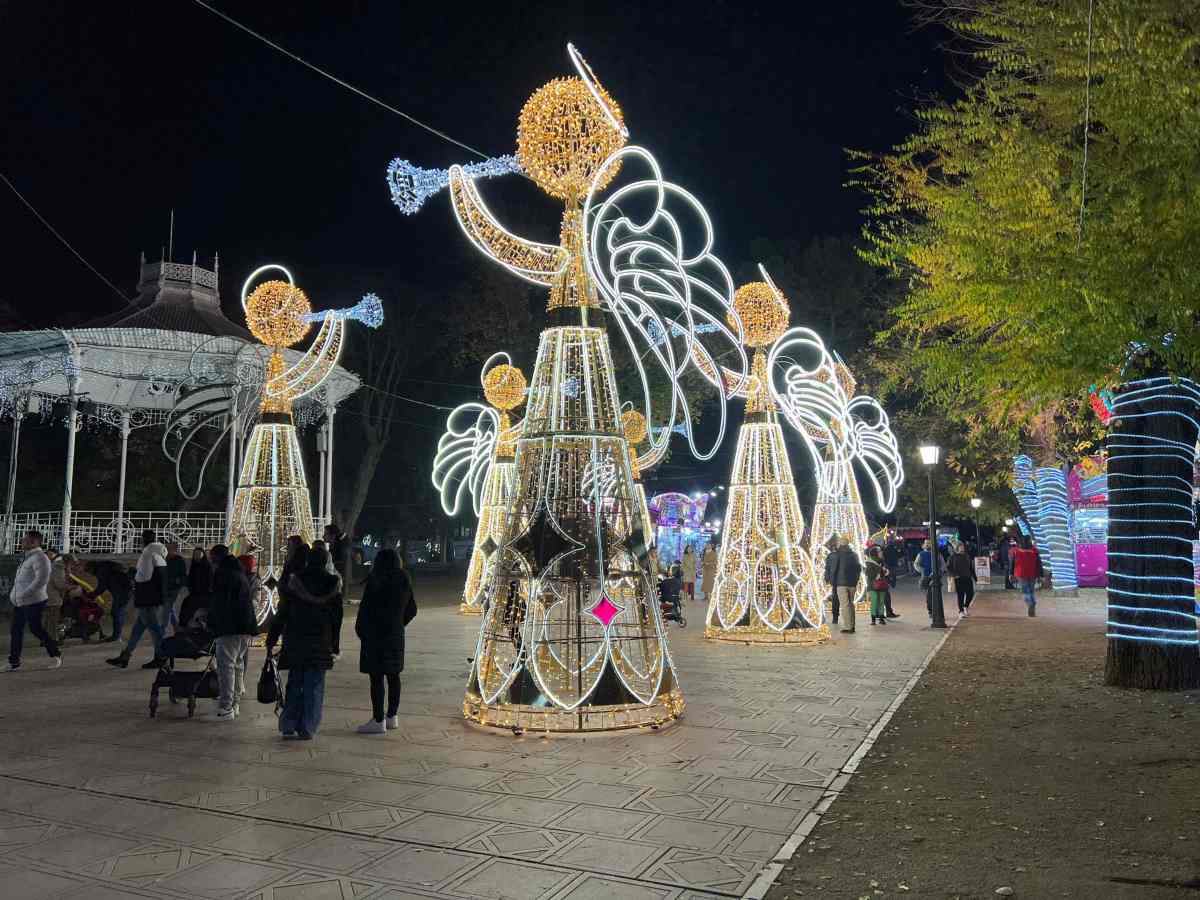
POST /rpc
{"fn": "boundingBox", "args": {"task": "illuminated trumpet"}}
[386,156,521,215]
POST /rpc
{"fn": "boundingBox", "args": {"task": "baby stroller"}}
[658,570,687,628]
[149,628,218,718]
[59,594,105,642]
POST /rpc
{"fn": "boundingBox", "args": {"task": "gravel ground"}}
[765,587,1200,900]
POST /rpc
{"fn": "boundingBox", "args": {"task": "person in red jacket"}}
[1010,537,1040,616]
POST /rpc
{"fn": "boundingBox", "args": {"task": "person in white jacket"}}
[106,530,168,669]
[5,530,61,672]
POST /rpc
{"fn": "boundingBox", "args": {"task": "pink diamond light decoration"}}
[589,593,621,628]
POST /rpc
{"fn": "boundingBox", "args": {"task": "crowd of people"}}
[3,524,417,743]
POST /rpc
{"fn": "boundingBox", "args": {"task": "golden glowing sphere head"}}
[517,77,626,201]
[483,364,526,411]
[621,409,648,444]
[245,280,311,348]
[729,281,790,347]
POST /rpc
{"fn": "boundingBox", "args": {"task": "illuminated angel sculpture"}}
[767,327,904,613]
[167,264,382,624]
[398,45,748,732]
[433,354,526,615]
[705,279,827,643]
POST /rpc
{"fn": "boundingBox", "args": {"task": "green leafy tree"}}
[855,0,1200,688]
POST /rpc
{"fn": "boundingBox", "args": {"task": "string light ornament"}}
[433,353,526,615]
[706,279,827,643]
[1103,376,1200,686]
[387,155,520,215]
[1035,466,1079,590]
[763,320,904,613]
[621,406,655,547]
[406,44,753,731]
[173,263,385,625]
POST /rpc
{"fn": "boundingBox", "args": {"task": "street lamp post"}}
[919,445,947,628]
[970,497,982,558]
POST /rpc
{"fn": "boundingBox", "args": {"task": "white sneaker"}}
[385,716,399,731]
[205,707,237,722]
[356,719,386,735]
[2,663,19,673]
[232,703,241,719]
[46,657,62,670]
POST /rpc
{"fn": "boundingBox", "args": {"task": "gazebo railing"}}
[0,510,227,555]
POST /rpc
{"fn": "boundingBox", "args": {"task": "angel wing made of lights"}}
[163,284,385,500]
[582,145,750,462]
[432,403,501,517]
[767,326,904,513]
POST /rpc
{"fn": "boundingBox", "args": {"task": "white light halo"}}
[240,263,295,316]
[566,42,629,138]
[480,351,514,387]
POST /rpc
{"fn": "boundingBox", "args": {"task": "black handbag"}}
[257,657,280,705]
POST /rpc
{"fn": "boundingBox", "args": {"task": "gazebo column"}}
[61,376,81,553]
[4,396,24,552]
[225,395,239,539]
[324,402,336,529]
[114,410,130,553]
[316,422,328,527]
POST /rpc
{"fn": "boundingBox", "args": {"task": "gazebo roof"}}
[0,256,361,422]
[82,259,252,340]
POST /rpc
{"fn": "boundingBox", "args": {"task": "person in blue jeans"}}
[4,530,61,672]
[107,531,167,669]
[267,546,343,740]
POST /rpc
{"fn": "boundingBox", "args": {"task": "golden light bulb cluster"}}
[517,77,626,201]
[245,280,312,348]
[621,409,648,444]
[483,363,528,411]
[730,281,790,348]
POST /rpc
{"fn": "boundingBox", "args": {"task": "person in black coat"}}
[266,546,342,740]
[354,548,416,734]
[206,551,257,720]
[829,537,863,634]
[178,548,214,631]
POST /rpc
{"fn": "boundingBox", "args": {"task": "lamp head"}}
[918,445,941,466]
[970,498,982,509]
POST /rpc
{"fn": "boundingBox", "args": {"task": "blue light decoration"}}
[1011,455,1046,548]
[1035,466,1079,590]
[301,293,385,328]
[1104,376,1200,687]
[645,319,724,345]
[386,156,521,215]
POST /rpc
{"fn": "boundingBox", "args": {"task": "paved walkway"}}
[0,576,953,900]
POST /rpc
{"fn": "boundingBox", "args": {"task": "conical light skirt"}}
[707,421,829,644]
[465,325,683,731]
[460,459,517,614]
[229,420,315,623]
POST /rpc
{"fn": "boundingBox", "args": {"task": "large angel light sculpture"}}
[705,278,828,643]
[397,45,748,732]
[167,264,382,624]
[433,354,526,615]
[767,328,904,614]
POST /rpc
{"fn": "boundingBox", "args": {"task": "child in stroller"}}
[658,564,686,628]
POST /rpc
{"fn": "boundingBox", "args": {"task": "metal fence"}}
[0,510,227,555]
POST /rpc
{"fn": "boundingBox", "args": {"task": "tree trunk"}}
[341,435,387,546]
[1104,376,1200,690]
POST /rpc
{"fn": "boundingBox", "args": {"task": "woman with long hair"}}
[266,546,342,740]
[355,548,416,734]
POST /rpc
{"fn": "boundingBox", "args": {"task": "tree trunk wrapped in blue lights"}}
[1012,455,1044,547]
[1104,377,1200,690]
[1034,465,1078,591]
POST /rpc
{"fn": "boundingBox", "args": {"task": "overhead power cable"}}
[188,0,494,162]
[0,171,130,305]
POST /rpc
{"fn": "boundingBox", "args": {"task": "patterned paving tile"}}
[307,802,422,834]
[551,780,647,808]
[631,816,740,852]
[156,855,289,898]
[558,873,681,899]
[250,870,378,899]
[84,841,216,884]
[555,834,665,877]
[473,794,576,826]
[355,844,481,888]
[212,822,320,856]
[626,790,723,817]
[381,811,493,847]
[275,833,393,873]
[405,786,495,816]
[640,848,761,894]
[549,805,656,839]
[484,773,575,798]
[460,823,578,861]
[443,857,577,900]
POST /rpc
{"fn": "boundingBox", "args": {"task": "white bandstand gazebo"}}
[0,253,360,555]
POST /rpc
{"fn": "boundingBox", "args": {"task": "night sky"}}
[1,1,947,521]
